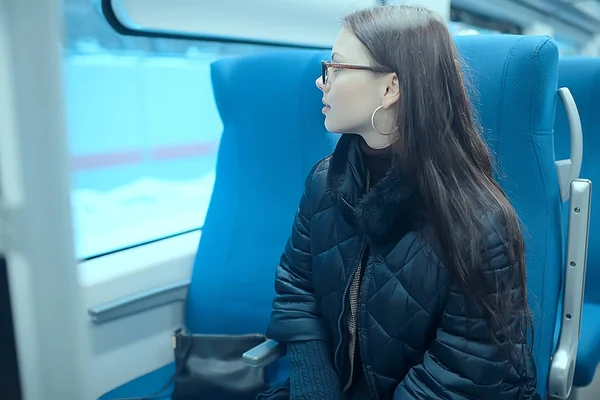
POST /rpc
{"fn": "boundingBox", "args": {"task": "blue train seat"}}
[454,34,569,399]
[555,56,600,388]
[97,49,336,399]
[247,34,579,399]
[185,49,336,338]
[249,34,584,399]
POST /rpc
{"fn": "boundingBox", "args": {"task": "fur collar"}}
[325,134,424,245]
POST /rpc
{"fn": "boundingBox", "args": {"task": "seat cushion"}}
[97,363,175,399]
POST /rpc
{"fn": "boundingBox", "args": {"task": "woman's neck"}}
[360,138,393,186]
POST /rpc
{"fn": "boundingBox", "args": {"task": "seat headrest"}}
[454,34,558,150]
[211,49,337,174]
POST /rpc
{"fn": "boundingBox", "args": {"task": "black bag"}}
[114,328,269,400]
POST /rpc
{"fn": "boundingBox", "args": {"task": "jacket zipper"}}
[334,169,372,394]
[358,258,378,400]
[333,241,367,374]
[342,243,369,395]
[349,168,378,399]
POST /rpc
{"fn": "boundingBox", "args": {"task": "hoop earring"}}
[371,105,398,136]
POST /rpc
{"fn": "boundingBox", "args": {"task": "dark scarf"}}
[325,134,424,245]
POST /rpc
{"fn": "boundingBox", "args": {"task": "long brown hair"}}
[344,5,533,353]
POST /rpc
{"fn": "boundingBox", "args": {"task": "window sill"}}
[78,230,200,310]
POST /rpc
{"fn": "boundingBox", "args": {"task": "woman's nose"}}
[315,76,326,92]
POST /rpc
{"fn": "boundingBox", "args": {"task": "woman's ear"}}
[382,73,400,108]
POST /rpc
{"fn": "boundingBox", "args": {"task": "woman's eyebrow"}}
[331,51,345,61]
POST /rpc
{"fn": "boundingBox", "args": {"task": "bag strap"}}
[110,329,194,400]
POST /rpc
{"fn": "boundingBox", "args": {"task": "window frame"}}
[101,0,333,49]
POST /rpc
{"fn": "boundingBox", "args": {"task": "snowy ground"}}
[63,52,222,259]
[71,172,215,258]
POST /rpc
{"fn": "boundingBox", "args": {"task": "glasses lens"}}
[322,62,327,85]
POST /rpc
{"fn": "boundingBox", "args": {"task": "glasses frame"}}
[321,60,393,85]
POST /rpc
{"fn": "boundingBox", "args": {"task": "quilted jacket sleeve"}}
[265,167,327,343]
[394,216,540,400]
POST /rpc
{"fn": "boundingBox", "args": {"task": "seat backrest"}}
[454,35,562,396]
[555,56,600,300]
[185,50,335,335]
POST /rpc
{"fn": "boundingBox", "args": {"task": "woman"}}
[263,5,540,400]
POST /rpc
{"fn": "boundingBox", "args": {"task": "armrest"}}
[548,179,591,399]
[88,280,190,324]
[555,87,582,203]
[243,339,285,368]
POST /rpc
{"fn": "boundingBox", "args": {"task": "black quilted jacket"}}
[266,134,540,399]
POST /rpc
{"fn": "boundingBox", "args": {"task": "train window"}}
[103,0,377,47]
[62,0,277,259]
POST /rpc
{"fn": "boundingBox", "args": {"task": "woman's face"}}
[315,27,391,136]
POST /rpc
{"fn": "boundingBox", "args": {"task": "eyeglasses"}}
[321,60,393,85]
